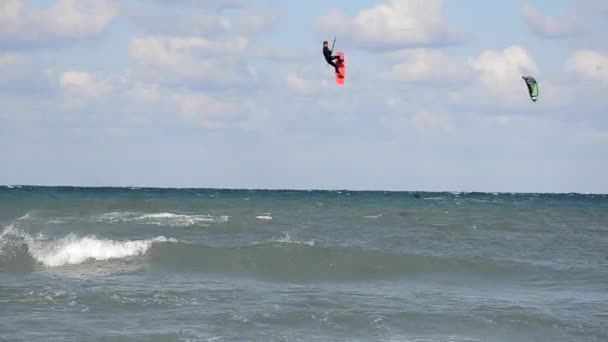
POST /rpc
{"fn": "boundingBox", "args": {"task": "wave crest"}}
[94,212,229,227]
[1,224,175,268]
[29,234,174,267]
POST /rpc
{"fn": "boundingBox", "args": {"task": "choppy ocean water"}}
[0,186,607,341]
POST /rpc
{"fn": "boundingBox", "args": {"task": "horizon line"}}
[1,184,606,196]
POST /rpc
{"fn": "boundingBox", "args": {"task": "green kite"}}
[522,76,539,102]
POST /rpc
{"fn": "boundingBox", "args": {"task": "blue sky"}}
[1,0,607,192]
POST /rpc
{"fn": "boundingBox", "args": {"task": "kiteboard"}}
[335,52,345,86]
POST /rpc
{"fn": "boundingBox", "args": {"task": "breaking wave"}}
[29,234,173,267]
[1,224,175,268]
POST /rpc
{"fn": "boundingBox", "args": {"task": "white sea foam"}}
[94,212,229,227]
[17,212,31,221]
[28,234,174,267]
[363,214,382,219]
[0,223,174,267]
[1,218,33,241]
[256,214,273,220]
[1,223,16,239]
[274,233,315,246]
[0,211,33,239]
[0,224,18,254]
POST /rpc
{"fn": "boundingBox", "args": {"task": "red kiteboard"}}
[335,52,345,86]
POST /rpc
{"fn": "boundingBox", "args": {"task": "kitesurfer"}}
[323,40,343,78]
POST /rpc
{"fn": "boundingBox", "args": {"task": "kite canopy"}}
[522,76,539,102]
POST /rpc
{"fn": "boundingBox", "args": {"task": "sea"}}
[0,186,606,342]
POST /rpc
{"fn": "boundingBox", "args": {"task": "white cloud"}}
[127,82,163,104]
[173,92,271,130]
[285,73,321,95]
[574,127,608,145]
[521,4,583,39]
[129,35,253,84]
[441,47,608,112]
[248,46,307,62]
[0,53,55,92]
[317,0,464,50]
[0,53,28,86]
[384,49,469,84]
[120,78,273,131]
[411,112,455,137]
[130,12,233,36]
[238,7,283,35]
[465,46,539,105]
[0,53,23,67]
[385,111,455,139]
[174,93,239,129]
[565,50,608,84]
[52,70,118,111]
[0,0,119,47]
[131,35,248,59]
[469,46,538,85]
[129,4,282,37]
[59,71,113,99]
[426,46,550,110]
[150,0,244,8]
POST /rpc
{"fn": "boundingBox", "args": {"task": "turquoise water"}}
[1,187,607,341]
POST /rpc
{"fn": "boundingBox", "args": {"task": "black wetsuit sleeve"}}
[323,47,332,62]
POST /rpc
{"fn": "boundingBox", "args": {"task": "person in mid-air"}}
[323,40,343,78]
